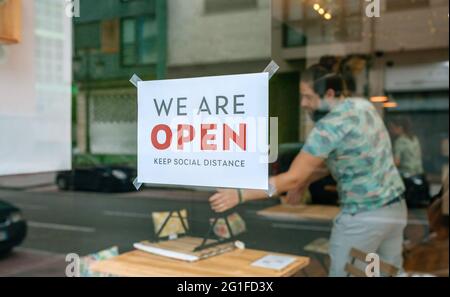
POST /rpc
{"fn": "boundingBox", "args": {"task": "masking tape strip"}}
[131,74,143,190]
[263,61,278,193]
[133,177,143,191]
[130,74,143,88]
[263,60,280,80]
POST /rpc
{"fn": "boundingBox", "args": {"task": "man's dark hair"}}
[319,56,338,72]
[301,64,347,98]
[301,64,329,84]
[313,73,346,97]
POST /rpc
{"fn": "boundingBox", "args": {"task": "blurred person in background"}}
[209,65,407,277]
[389,117,430,208]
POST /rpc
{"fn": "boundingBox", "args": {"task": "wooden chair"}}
[403,236,449,276]
[345,248,400,277]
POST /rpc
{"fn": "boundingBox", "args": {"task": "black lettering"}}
[216,96,229,115]
[177,97,188,116]
[198,96,212,115]
[234,94,245,114]
[153,98,173,116]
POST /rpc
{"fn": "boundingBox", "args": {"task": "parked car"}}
[0,200,27,255]
[56,154,137,193]
[270,143,339,206]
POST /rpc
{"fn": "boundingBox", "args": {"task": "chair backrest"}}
[345,248,400,277]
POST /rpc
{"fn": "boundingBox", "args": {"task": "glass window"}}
[283,0,363,47]
[121,16,157,66]
[283,24,307,48]
[139,18,158,64]
[6,0,449,279]
[122,19,137,65]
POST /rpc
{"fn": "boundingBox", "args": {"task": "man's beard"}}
[310,110,329,123]
[309,99,333,123]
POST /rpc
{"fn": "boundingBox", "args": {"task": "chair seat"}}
[304,238,329,255]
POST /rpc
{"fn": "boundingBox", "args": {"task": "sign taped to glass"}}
[137,73,269,190]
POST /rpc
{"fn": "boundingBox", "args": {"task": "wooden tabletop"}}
[257,204,340,222]
[91,249,310,277]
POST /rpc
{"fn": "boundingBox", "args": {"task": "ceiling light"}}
[383,101,398,108]
[370,96,389,103]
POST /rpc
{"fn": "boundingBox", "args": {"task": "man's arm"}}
[306,163,330,184]
[210,111,343,213]
[268,151,327,196]
[285,164,330,205]
[210,152,326,212]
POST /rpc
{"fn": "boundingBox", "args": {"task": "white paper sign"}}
[137,73,269,190]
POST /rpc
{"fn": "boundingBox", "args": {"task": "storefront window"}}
[0,0,448,280]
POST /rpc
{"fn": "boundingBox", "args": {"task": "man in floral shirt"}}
[209,68,407,277]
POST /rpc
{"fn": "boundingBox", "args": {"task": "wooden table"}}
[91,249,310,277]
[257,204,340,223]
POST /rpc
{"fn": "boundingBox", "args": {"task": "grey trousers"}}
[329,200,408,277]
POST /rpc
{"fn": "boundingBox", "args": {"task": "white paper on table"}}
[251,254,297,271]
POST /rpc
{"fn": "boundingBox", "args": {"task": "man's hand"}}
[209,189,240,213]
[285,186,306,205]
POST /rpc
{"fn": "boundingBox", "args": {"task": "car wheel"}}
[99,178,113,193]
[56,176,69,191]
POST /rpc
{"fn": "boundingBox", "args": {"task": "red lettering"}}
[150,123,247,151]
[151,124,172,150]
[223,123,247,151]
[201,124,217,151]
[177,124,195,150]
